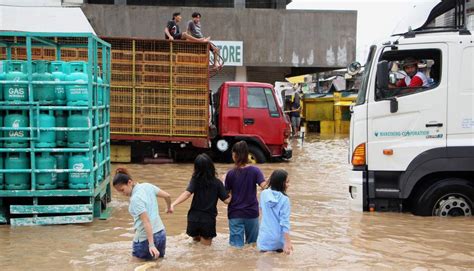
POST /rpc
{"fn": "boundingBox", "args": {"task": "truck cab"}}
[212,82,292,163]
[348,0,474,216]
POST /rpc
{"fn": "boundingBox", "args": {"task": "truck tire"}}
[248,145,267,164]
[412,178,474,217]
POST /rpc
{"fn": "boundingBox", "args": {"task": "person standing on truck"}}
[224,141,267,248]
[187,12,220,67]
[257,169,293,254]
[164,12,207,42]
[113,168,172,260]
[168,154,231,246]
[395,57,430,88]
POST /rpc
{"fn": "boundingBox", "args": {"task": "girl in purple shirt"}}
[225,141,267,247]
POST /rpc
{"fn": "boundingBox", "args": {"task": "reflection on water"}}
[1,135,473,270]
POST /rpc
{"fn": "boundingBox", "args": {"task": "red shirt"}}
[396,75,424,88]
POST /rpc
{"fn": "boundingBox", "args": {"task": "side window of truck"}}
[228,86,240,107]
[376,48,442,100]
[247,87,268,109]
[264,88,280,117]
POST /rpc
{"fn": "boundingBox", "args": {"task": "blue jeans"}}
[132,230,166,260]
[229,218,259,248]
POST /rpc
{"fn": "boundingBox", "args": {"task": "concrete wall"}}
[81,4,357,68]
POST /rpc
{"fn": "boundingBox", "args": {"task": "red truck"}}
[93,38,292,163]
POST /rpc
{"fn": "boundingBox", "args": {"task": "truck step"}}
[375,188,400,198]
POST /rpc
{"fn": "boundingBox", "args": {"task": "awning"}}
[334,101,353,107]
[285,75,306,84]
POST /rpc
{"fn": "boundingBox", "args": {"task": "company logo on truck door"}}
[374,130,431,137]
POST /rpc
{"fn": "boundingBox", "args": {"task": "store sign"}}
[212,41,243,66]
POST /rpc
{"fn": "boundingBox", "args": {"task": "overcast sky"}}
[287,0,440,63]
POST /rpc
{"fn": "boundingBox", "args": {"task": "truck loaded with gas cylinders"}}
[348,0,474,216]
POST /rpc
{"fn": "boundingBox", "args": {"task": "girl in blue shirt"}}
[257,169,293,254]
[113,168,172,260]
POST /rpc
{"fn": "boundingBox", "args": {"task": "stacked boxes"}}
[0,33,111,226]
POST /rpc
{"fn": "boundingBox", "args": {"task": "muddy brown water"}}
[1,135,473,270]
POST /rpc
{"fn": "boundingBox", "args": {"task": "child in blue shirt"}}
[113,168,172,260]
[257,169,293,254]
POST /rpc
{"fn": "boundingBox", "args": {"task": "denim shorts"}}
[228,218,259,248]
[132,230,166,260]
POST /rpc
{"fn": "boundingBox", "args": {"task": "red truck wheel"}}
[248,145,267,164]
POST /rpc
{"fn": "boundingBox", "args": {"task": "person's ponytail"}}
[113,167,132,186]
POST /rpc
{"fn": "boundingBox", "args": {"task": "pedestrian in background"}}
[224,141,267,248]
[169,154,231,246]
[113,168,172,260]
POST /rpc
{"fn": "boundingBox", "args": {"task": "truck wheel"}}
[412,178,474,217]
[248,145,266,164]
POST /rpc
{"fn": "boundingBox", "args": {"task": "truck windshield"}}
[355,45,376,105]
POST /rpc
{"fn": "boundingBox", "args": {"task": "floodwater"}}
[1,135,473,270]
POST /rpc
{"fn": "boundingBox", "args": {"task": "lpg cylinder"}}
[67,112,89,148]
[32,60,55,104]
[5,153,30,190]
[4,60,28,102]
[50,61,67,105]
[55,111,67,147]
[0,60,8,101]
[96,151,104,182]
[68,154,91,189]
[4,111,29,148]
[35,152,57,190]
[33,111,56,148]
[54,153,68,189]
[0,154,3,190]
[66,61,89,106]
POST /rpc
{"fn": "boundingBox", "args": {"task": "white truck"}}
[348,0,474,216]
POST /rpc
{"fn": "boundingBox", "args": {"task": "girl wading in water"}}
[224,141,267,248]
[169,154,231,245]
[257,169,293,254]
[113,168,172,260]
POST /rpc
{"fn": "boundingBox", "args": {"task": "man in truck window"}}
[395,57,430,88]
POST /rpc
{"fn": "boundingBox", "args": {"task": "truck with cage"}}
[348,0,474,216]
[98,38,292,163]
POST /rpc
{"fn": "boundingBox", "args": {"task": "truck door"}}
[220,85,243,134]
[242,86,283,145]
[367,44,447,171]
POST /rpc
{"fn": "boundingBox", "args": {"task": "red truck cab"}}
[212,82,292,163]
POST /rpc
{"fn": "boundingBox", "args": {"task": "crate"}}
[0,32,112,226]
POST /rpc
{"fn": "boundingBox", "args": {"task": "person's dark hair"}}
[232,141,249,167]
[268,169,288,195]
[191,12,201,18]
[193,153,216,186]
[113,167,132,186]
[172,12,181,19]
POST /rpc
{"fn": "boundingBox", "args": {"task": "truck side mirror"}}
[376,61,389,90]
[390,98,398,113]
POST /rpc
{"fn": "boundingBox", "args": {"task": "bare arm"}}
[139,212,160,258]
[164,27,174,40]
[171,191,192,210]
[157,189,172,213]
[259,180,268,190]
[223,193,231,204]
[283,232,293,255]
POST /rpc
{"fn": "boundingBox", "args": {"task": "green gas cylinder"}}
[68,154,91,189]
[0,60,8,101]
[67,112,90,148]
[55,111,67,147]
[32,60,55,104]
[4,60,28,102]
[50,61,67,105]
[54,153,68,189]
[35,152,57,190]
[5,153,30,190]
[66,61,89,106]
[33,111,56,148]
[4,111,29,148]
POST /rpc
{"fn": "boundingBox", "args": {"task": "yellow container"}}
[302,96,335,122]
[320,120,335,134]
[335,120,351,134]
[111,145,131,163]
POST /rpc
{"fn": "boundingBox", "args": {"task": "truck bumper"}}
[349,170,364,212]
[282,146,293,159]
